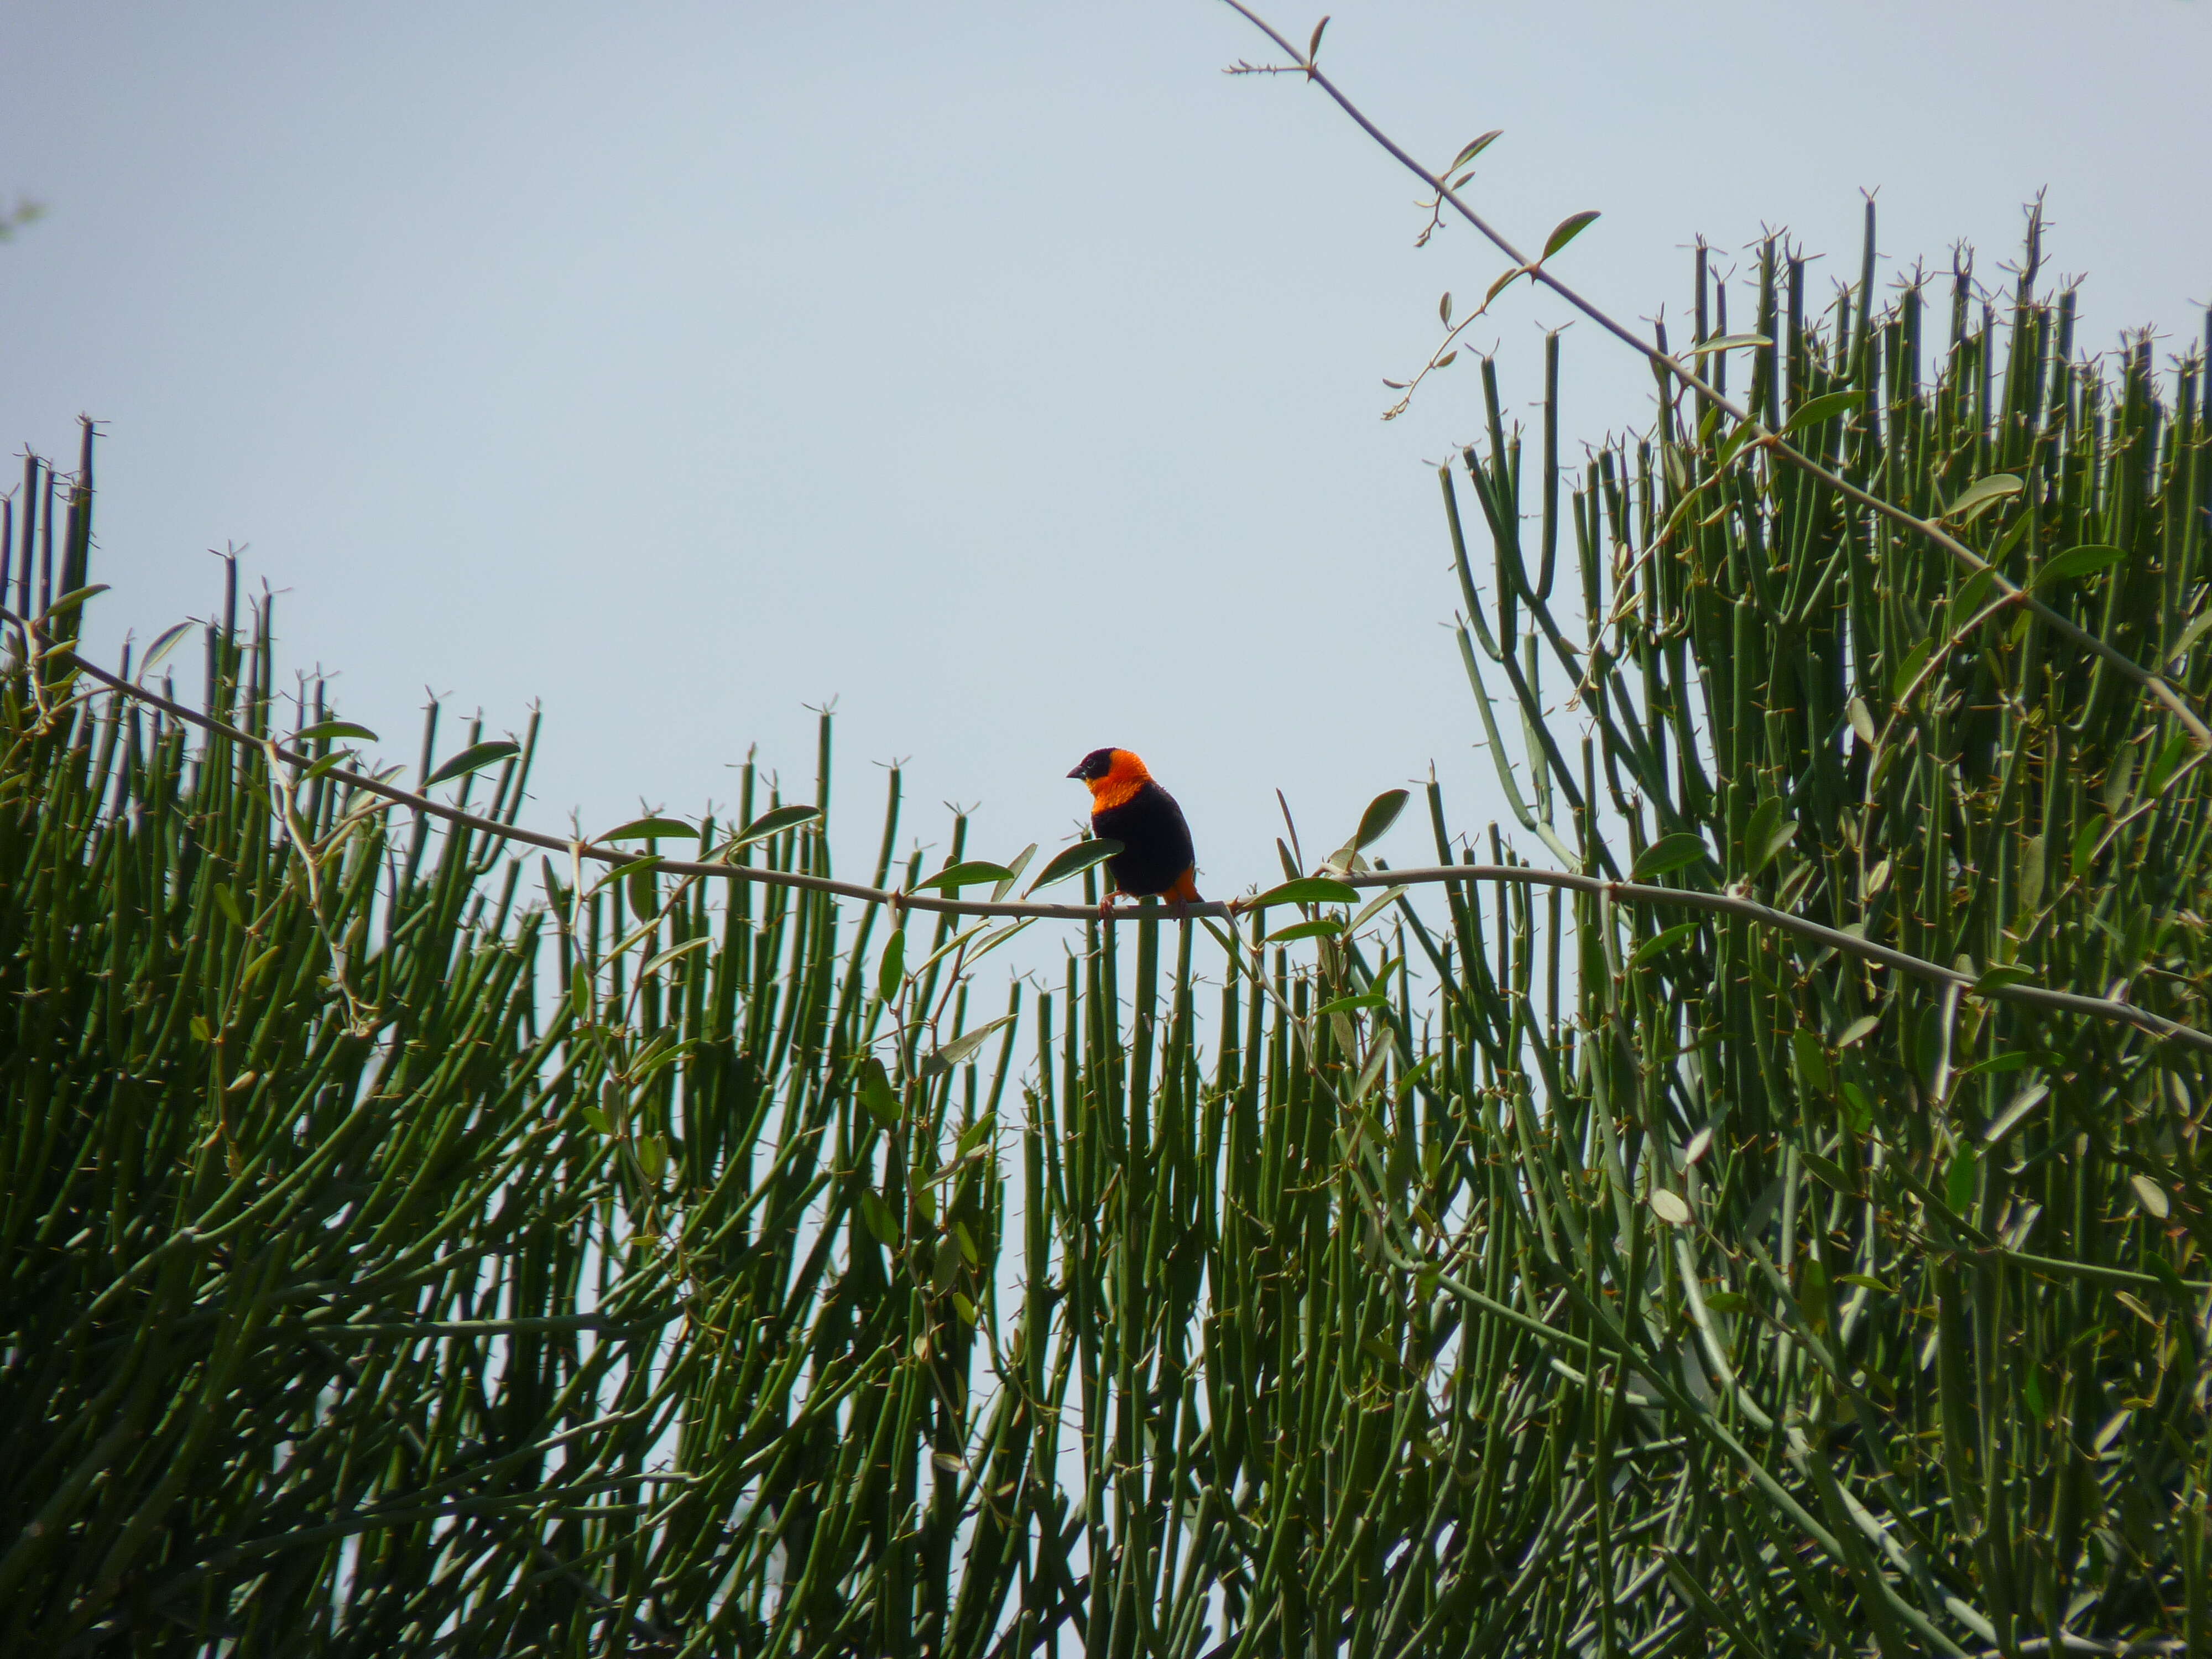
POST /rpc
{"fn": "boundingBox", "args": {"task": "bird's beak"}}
[1066,765,1084,780]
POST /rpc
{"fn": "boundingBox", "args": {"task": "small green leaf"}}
[932,1236,963,1294]
[876,928,905,1003]
[2033,543,2126,588]
[1265,917,1344,943]
[1438,291,1453,327]
[1702,1290,1749,1314]
[1970,964,2037,997]
[1837,1014,1880,1050]
[636,1134,669,1181]
[951,1292,978,1326]
[139,620,197,676]
[2070,813,2107,881]
[1347,884,1411,935]
[581,1103,611,1135]
[1306,13,1328,63]
[212,885,244,929]
[1840,1081,1875,1133]
[1715,419,1764,470]
[1484,265,1524,305]
[1791,1029,1832,1093]
[641,937,711,978]
[601,816,696,843]
[190,1014,213,1044]
[296,719,380,744]
[1631,832,1712,881]
[1838,1273,1891,1295]
[1685,332,1771,358]
[2140,729,2194,802]
[859,1057,901,1128]
[40,583,109,621]
[1944,1144,1978,1215]
[858,1188,900,1249]
[1801,1151,1855,1193]
[1627,921,1699,970]
[1745,796,1797,874]
[954,1220,979,1267]
[1945,568,1997,633]
[1847,697,1877,745]
[1448,130,1503,171]
[1983,1081,2050,1146]
[1648,1188,1691,1226]
[626,861,659,921]
[2127,1173,2170,1221]
[913,860,1018,895]
[992,843,1036,902]
[1940,473,2023,525]
[2018,835,2047,912]
[1887,639,1933,702]
[1541,210,1600,260]
[1255,877,1360,908]
[1782,390,1865,434]
[1025,837,1121,895]
[1312,992,1389,1019]
[1352,788,1410,852]
[718,803,821,854]
[424,739,520,787]
[925,1013,1017,1076]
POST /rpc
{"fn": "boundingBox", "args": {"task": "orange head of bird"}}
[1068,747,1151,808]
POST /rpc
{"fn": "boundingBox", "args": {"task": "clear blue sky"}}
[7,1,2208,901]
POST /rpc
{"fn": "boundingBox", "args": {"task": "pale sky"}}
[7,1,2208,913]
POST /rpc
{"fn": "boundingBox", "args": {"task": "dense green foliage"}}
[3,208,2209,1657]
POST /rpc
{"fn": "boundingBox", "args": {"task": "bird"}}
[1066,748,1201,910]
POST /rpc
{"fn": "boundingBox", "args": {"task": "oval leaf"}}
[601,816,697,843]
[913,860,1018,894]
[1541,210,1599,260]
[139,620,197,676]
[641,936,712,978]
[722,803,821,853]
[2127,1173,2171,1221]
[858,1056,901,1129]
[1353,788,1410,852]
[40,582,109,621]
[1745,796,1797,874]
[1255,877,1360,908]
[1648,1189,1692,1227]
[876,928,905,1002]
[1941,473,2023,524]
[1627,920,1699,969]
[296,719,380,745]
[1686,332,1772,357]
[925,1013,1017,1076]
[424,739,520,787]
[1449,129,1503,170]
[1631,832,1712,881]
[1783,390,1865,434]
[1264,917,1344,944]
[992,843,1037,902]
[1312,991,1389,1019]
[2033,543,2127,588]
[1347,884,1411,935]
[1026,837,1121,895]
[1970,964,2037,997]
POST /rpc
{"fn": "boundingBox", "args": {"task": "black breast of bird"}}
[1066,747,1200,904]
